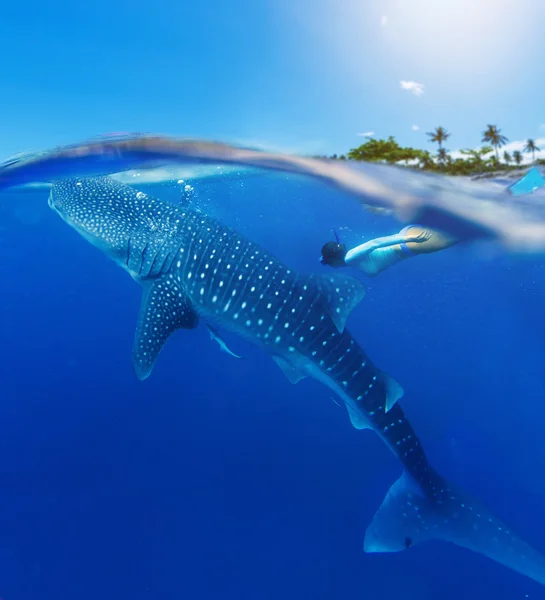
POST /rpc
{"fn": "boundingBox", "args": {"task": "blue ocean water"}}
[0,172,544,599]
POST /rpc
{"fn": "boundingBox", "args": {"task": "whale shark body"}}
[48,176,545,585]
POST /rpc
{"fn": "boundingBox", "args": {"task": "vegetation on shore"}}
[321,125,543,176]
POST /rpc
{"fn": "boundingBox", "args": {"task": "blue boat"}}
[508,166,545,196]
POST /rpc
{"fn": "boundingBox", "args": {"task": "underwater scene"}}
[0,152,544,599]
[3,0,545,598]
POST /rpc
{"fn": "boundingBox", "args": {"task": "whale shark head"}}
[48,176,160,261]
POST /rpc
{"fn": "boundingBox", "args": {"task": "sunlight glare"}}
[382,0,524,75]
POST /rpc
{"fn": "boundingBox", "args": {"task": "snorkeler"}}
[320,226,458,276]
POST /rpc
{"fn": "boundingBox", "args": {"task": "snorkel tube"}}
[319,228,342,265]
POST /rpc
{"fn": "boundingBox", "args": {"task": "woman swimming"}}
[320,226,458,276]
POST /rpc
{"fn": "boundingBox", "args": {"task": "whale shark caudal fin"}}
[364,470,545,586]
[312,272,366,333]
[133,274,199,380]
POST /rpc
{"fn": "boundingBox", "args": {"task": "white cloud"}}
[412,125,420,131]
[450,137,545,164]
[357,131,375,137]
[380,15,388,27]
[400,80,425,96]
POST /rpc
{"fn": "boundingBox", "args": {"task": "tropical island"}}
[322,125,542,177]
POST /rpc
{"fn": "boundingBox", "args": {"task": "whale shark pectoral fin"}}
[313,273,366,333]
[206,324,243,359]
[133,275,199,380]
[272,356,307,384]
[364,471,545,586]
[383,372,404,413]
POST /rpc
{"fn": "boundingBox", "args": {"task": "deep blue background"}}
[0,173,544,599]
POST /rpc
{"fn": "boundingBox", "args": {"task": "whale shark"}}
[48,175,545,585]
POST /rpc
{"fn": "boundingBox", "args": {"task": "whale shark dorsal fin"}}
[272,356,307,384]
[133,274,199,380]
[313,273,366,333]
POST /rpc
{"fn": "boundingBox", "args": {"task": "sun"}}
[292,0,530,83]
[380,0,524,76]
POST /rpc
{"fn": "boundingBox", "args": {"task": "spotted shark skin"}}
[48,176,545,586]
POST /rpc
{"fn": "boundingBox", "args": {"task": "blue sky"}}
[1,0,544,160]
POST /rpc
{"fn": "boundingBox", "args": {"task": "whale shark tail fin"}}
[364,470,545,586]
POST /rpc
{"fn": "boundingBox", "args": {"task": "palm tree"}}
[427,126,450,151]
[513,150,523,166]
[418,150,435,171]
[481,125,508,160]
[503,151,512,165]
[524,139,539,162]
[427,127,450,170]
[459,146,492,173]
[437,147,449,166]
